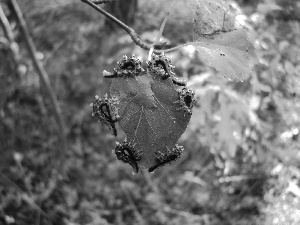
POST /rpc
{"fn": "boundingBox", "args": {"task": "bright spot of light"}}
[183,45,196,57]
[5,215,15,224]
[233,130,241,141]
[280,128,299,141]
[250,13,260,23]
[249,96,260,110]
[271,164,283,175]
[235,15,247,27]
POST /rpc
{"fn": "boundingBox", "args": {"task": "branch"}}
[121,186,146,225]
[0,3,21,72]
[163,206,203,220]
[80,0,189,53]
[0,4,14,43]
[9,0,68,159]
[0,172,49,219]
[91,0,116,4]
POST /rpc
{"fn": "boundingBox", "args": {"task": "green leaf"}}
[186,0,258,80]
[110,74,191,169]
[186,0,236,39]
[110,74,157,109]
[190,29,257,80]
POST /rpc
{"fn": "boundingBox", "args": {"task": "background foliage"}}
[0,0,300,224]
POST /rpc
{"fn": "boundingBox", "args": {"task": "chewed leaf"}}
[110,74,190,169]
[94,54,194,173]
[186,0,236,39]
[110,74,157,109]
[190,29,258,80]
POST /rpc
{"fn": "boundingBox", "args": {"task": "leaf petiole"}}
[148,0,178,60]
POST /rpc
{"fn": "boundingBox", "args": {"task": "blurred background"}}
[0,0,300,224]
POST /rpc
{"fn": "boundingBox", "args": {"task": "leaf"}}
[190,29,257,80]
[186,0,236,39]
[110,74,190,169]
[186,0,258,80]
[110,74,157,109]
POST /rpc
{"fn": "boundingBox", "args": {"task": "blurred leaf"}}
[190,29,257,81]
[257,1,282,14]
[186,0,236,38]
[287,181,300,197]
[284,61,296,76]
[215,95,239,157]
[186,0,257,80]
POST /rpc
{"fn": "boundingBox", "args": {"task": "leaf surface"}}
[110,74,190,169]
[190,29,257,80]
[187,0,236,39]
[186,0,258,80]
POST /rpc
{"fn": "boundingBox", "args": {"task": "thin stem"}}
[0,3,21,72]
[148,0,178,59]
[9,0,68,162]
[0,172,49,218]
[81,0,131,32]
[81,0,189,53]
[91,0,116,4]
[0,4,14,43]
[121,186,146,225]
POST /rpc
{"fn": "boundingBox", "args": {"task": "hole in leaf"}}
[155,60,167,70]
[100,103,111,121]
[184,95,192,107]
[153,59,170,79]
[122,62,135,70]
[124,149,130,157]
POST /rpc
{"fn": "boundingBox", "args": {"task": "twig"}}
[163,206,203,221]
[142,170,160,194]
[0,5,14,43]
[182,172,207,187]
[44,40,65,65]
[115,210,124,225]
[91,0,116,4]
[121,186,146,225]
[148,0,178,59]
[9,0,68,159]
[80,0,190,53]
[0,4,21,73]
[218,175,266,183]
[0,172,49,219]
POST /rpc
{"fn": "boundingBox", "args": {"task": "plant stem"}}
[0,4,21,72]
[9,0,68,157]
[81,0,190,53]
[0,5,14,43]
[91,0,116,4]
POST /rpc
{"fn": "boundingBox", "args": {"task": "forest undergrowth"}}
[0,0,300,224]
